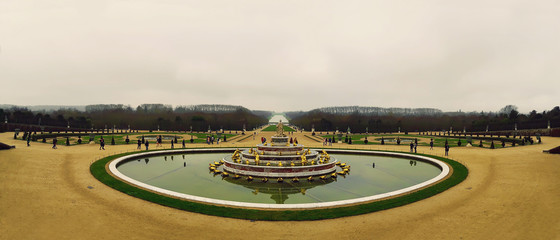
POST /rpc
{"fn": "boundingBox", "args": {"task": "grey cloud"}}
[0,0,558,113]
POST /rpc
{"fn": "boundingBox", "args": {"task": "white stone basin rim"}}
[108,148,450,209]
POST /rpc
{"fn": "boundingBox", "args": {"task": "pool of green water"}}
[117,153,441,204]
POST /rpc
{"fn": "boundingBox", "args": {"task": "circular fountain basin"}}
[139,135,181,141]
[109,149,449,209]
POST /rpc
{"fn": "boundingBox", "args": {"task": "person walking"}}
[52,138,58,149]
[27,134,31,147]
[145,140,149,150]
[156,135,162,148]
[99,137,105,150]
[430,139,434,150]
[410,142,414,152]
[445,144,450,156]
[137,139,141,149]
[171,140,174,149]
[182,139,186,148]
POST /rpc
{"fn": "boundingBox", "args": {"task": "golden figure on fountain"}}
[276,120,285,137]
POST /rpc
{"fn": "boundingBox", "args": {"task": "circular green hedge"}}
[90,149,467,221]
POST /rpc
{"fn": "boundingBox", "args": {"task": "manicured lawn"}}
[318,134,527,149]
[27,132,238,145]
[262,125,295,132]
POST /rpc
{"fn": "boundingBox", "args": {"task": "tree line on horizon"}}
[0,104,271,132]
[2,104,559,134]
[286,105,560,133]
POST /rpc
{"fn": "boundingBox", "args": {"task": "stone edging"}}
[108,148,450,209]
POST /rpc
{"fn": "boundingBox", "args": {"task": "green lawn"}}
[318,134,523,148]
[262,125,295,132]
[27,132,238,145]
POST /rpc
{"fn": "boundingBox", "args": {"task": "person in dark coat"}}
[99,137,105,150]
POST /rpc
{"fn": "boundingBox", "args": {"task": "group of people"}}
[413,138,450,155]
[409,141,418,153]
[322,138,333,146]
[45,133,452,157]
[289,137,298,145]
[207,136,219,144]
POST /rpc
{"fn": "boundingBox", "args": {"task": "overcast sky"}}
[1,0,558,113]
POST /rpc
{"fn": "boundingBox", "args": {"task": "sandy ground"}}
[1,131,559,240]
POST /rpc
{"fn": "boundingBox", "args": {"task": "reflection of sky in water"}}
[118,153,440,204]
[378,138,416,143]
[138,135,179,140]
[269,114,289,123]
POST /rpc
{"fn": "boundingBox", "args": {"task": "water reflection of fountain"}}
[223,177,335,204]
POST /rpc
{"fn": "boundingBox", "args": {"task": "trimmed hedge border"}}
[90,149,468,221]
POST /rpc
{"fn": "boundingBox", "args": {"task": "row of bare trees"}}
[0,105,270,132]
[288,106,560,133]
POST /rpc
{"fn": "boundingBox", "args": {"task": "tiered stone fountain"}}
[212,121,347,182]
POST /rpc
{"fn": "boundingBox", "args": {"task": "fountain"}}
[102,121,460,214]
[212,121,346,180]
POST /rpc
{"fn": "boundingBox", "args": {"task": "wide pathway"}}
[1,132,559,240]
